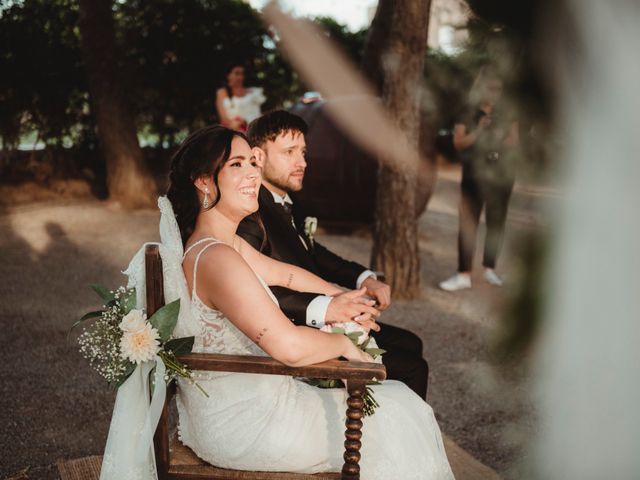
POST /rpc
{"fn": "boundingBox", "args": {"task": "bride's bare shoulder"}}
[185,242,253,279]
[184,241,234,263]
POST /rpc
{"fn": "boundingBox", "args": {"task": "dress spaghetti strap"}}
[183,237,220,259]
[183,237,223,296]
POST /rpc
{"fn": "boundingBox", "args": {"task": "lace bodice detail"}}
[190,294,265,356]
[183,238,274,357]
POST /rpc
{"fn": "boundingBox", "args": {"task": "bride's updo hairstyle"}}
[167,125,247,244]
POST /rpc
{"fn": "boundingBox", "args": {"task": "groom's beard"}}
[263,170,305,194]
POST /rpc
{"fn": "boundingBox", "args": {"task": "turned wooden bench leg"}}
[342,381,365,480]
[154,384,175,480]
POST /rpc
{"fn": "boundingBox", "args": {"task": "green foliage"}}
[0,0,89,148]
[122,287,137,314]
[114,361,137,388]
[68,309,102,337]
[148,298,180,342]
[0,0,379,153]
[3,0,551,177]
[115,0,278,144]
[0,0,307,151]
[90,283,116,303]
[164,336,195,356]
[363,347,385,357]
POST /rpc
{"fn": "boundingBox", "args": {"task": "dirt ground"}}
[0,166,544,479]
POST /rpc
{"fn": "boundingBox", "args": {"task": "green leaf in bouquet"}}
[360,337,371,350]
[114,362,136,388]
[165,336,195,356]
[364,347,386,358]
[346,331,364,344]
[148,299,180,342]
[80,310,104,321]
[122,288,137,314]
[363,385,380,416]
[68,310,103,338]
[91,284,115,303]
[106,298,119,309]
[304,378,343,388]
[331,327,346,335]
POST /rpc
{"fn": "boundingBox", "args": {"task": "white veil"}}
[100,196,196,480]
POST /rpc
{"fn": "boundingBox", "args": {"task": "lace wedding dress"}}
[175,238,455,480]
[102,197,454,480]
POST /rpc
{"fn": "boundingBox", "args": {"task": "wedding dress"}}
[102,197,454,480]
[175,237,455,480]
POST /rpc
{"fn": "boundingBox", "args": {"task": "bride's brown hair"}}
[166,125,247,244]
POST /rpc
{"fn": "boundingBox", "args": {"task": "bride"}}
[163,125,454,479]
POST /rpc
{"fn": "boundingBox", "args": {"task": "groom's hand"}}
[326,288,381,332]
[361,276,391,310]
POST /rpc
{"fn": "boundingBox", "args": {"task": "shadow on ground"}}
[0,201,158,479]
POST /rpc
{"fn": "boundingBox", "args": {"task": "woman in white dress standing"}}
[165,125,455,479]
[215,62,266,132]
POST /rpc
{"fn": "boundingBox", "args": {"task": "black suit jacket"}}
[237,185,366,325]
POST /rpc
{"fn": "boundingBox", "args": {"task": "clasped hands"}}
[326,277,391,332]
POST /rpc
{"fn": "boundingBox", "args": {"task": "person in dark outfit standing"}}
[440,66,519,291]
[237,110,430,400]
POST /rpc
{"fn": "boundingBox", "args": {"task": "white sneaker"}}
[439,274,472,291]
[483,269,503,286]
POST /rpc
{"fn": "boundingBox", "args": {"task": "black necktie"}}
[278,201,295,228]
[280,201,305,241]
[280,201,310,250]
[281,201,292,216]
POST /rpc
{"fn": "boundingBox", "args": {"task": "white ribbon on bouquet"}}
[100,197,196,480]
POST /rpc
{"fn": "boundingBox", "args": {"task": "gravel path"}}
[0,168,538,479]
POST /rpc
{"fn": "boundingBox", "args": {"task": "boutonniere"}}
[304,216,318,246]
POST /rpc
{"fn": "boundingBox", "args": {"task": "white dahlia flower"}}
[120,322,160,364]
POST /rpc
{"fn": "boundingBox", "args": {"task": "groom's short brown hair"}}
[247,110,308,149]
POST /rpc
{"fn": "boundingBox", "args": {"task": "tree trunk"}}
[371,0,431,299]
[361,0,395,94]
[364,0,436,221]
[78,0,156,209]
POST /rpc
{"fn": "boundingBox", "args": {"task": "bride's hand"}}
[342,338,375,363]
[327,288,381,331]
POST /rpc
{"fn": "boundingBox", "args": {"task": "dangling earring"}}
[202,187,211,209]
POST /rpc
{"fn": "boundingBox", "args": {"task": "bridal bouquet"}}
[306,322,385,416]
[72,284,205,395]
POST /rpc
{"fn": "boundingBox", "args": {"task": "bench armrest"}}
[176,353,387,381]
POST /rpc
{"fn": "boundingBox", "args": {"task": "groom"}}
[237,110,429,400]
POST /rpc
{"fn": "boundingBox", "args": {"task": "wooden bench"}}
[145,244,387,480]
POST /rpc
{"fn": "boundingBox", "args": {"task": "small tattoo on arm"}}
[255,327,268,345]
[286,273,294,288]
